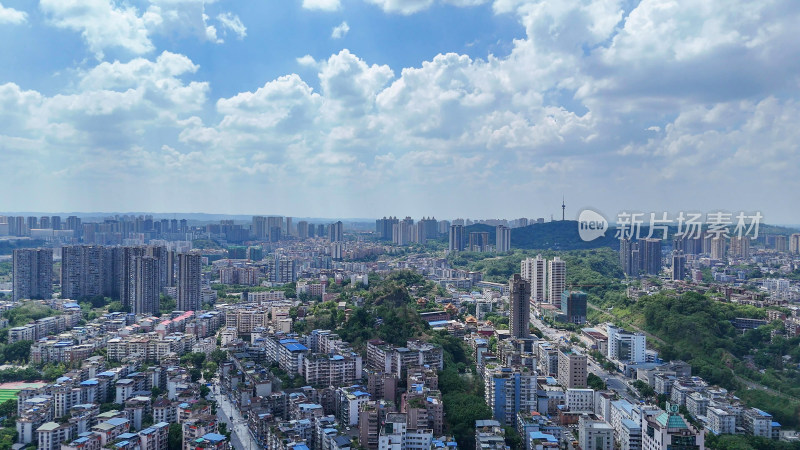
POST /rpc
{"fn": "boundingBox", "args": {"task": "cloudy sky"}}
[1,0,798,223]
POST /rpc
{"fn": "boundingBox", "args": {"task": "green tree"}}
[42,364,66,381]
[209,349,227,365]
[160,294,177,315]
[0,399,16,417]
[107,301,127,313]
[503,427,523,450]
[587,373,606,391]
[1,340,32,363]
[168,423,183,450]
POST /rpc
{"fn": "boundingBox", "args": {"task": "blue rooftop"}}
[529,432,558,443]
[352,391,369,397]
[284,343,308,352]
[107,418,129,426]
[201,433,226,443]
[621,419,639,430]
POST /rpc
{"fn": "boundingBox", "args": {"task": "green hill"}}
[511,220,619,250]
[463,224,497,244]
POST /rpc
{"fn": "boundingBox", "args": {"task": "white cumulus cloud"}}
[0,2,27,24]
[302,0,341,11]
[331,21,350,39]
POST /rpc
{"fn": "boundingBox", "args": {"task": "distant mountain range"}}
[466,220,800,251]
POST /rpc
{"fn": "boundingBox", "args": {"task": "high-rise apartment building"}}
[729,236,750,258]
[177,252,202,312]
[520,255,546,302]
[621,238,662,276]
[547,257,566,307]
[65,216,82,238]
[468,232,489,252]
[557,349,587,389]
[297,221,309,239]
[791,234,800,255]
[417,217,438,243]
[710,237,726,260]
[166,250,176,287]
[495,225,510,252]
[329,221,344,242]
[117,246,146,310]
[671,251,686,281]
[267,216,283,242]
[271,258,296,284]
[775,235,788,252]
[376,217,399,241]
[392,220,413,246]
[484,366,537,426]
[61,246,104,300]
[252,216,268,240]
[448,225,464,252]
[13,248,53,301]
[133,256,159,315]
[285,217,293,237]
[146,245,169,294]
[509,274,531,338]
[641,238,662,275]
[619,238,635,276]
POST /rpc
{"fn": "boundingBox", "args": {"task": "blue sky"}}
[0,0,799,223]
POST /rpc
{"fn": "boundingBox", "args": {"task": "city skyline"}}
[1,1,798,222]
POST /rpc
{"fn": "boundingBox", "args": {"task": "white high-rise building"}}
[496,225,511,252]
[448,225,464,252]
[521,255,547,303]
[547,257,566,307]
[791,234,800,255]
[607,325,647,363]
